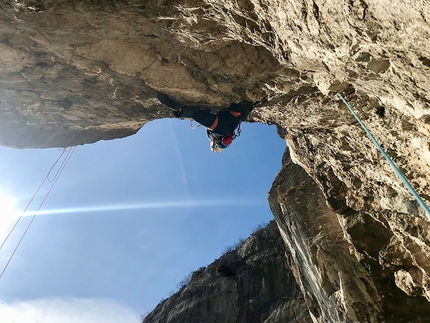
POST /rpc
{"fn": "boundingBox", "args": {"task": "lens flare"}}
[23,198,264,216]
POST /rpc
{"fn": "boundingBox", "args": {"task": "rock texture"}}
[269,148,430,323]
[1,0,430,322]
[142,221,310,323]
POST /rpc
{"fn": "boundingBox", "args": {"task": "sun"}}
[0,193,20,236]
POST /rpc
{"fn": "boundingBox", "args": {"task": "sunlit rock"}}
[1,0,430,321]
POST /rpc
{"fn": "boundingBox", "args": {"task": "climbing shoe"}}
[172,108,183,118]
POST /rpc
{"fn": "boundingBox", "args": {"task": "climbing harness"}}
[337,92,430,218]
[188,105,243,152]
[0,146,76,278]
[190,117,242,135]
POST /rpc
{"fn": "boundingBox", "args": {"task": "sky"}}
[0,118,286,322]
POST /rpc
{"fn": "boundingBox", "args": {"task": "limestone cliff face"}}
[1,0,430,322]
[269,148,430,323]
[142,221,310,323]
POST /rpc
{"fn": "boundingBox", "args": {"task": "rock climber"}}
[157,92,253,152]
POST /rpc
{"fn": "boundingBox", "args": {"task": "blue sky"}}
[0,118,285,322]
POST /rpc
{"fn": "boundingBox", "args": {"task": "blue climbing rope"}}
[337,92,430,218]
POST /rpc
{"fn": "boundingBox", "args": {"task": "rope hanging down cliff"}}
[0,146,76,278]
[337,93,430,218]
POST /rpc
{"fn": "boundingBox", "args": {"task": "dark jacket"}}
[157,91,246,136]
[186,103,242,135]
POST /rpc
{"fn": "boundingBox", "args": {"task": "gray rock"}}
[142,221,310,323]
[1,1,430,322]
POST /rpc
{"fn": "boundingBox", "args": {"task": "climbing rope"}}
[337,92,430,218]
[189,120,201,129]
[0,146,76,278]
[0,147,73,250]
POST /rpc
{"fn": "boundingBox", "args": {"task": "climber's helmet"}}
[210,134,233,152]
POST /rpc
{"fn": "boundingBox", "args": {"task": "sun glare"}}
[0,194,20,236]
[23,198,265,216]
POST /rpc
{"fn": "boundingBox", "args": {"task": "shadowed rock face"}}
[1,1,430,322]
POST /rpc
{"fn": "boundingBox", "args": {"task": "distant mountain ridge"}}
[142,221,310,323]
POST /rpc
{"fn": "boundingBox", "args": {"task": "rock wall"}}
[142,221,310,323]
[269,148,430,322]
[1,0,430,322]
